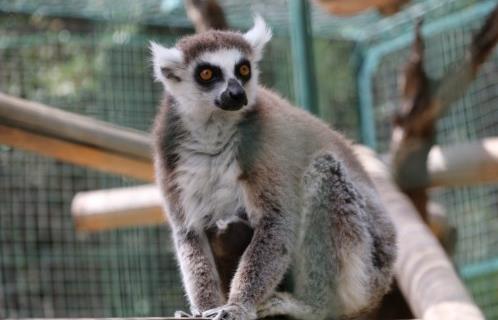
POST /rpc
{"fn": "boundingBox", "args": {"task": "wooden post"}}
[355,146,485,320]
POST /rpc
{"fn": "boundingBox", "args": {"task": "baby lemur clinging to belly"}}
[151,16,396,320]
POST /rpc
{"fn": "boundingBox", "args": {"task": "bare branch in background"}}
[184,0,228,32]
[391,20,432,221]
[391,4,498,222]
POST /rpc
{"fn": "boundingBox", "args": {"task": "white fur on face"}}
[160,48,260,126]
[150,16,272,121]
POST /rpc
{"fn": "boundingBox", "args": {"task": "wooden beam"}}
[314,0,409,16]
[69,137,498,232]
[0,92,152,160]
[0,125,154,181]
[10,318,210,320]
[428,137,498,188]
[355,146,484,320]
[72,184,164,231]
[7,318,420,320]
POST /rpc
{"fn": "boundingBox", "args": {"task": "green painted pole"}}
[289,0,319,115]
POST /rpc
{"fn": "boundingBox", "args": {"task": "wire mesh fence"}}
[0,0,497,319]
[0,17,189,318]
[0,7,326,318]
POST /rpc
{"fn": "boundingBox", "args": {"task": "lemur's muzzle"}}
[216,79,247,111]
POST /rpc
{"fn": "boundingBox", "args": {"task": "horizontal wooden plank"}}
[0,92,152,160]
[6,318,421,320]
[71,138,498,232]
[72,184,165,231]
[10,318,210,320]
[315,0,407,16]
[72,184,163,232]
[0,124,154,181]
[428,137,498,187]
[3,93,495,190]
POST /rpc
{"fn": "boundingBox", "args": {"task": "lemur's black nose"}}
[228,80,246,101]
[217,79,247,111]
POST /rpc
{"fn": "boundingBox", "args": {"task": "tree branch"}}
[183,0,228,33]
[391,5,498,221]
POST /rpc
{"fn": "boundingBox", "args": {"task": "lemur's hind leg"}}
[257,292,315,319]
[257,152,393,320]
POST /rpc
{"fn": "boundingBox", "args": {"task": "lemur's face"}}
[151,16,271,116]
[189,49,252,111]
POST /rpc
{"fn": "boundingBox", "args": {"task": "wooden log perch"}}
[0,124,154,181]
[70,137,498,232]
[0,92,152,161]
[427,137,498,187]
[7,318,421,320]
[72,184,165,231]
[72,184,163,231]
[0,92,154,181]
[314,0,410,16]
[355,146,484,320]
[10,318,210,320]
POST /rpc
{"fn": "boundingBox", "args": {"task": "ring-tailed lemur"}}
[151,16,396,320]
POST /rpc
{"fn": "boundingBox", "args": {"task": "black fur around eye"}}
[235,59,251,82]
[194,63,223,87]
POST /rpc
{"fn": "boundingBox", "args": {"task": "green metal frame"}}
[461,257,498,279]
[289,0,319,115]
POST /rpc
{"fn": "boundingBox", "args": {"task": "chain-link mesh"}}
[0,6,358,317]
[0,19,190,317]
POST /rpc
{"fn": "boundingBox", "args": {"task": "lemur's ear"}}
[243,15,272,61]
[150,41,184,83]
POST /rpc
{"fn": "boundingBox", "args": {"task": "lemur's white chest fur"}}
[175,113,245,231]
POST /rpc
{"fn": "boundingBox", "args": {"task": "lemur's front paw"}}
[202,303,256,320]
[174,310,202,318]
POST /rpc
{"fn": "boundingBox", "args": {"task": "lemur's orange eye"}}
[199,68,213,81]
[239,64,250,77]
